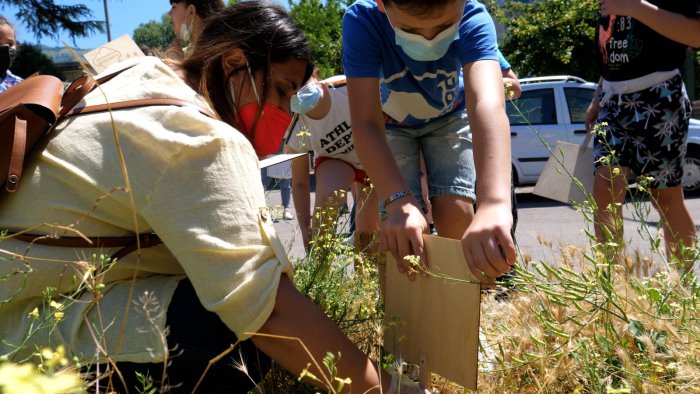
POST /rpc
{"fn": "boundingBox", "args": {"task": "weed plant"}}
[471,118,700,393]
[258,195,385,393]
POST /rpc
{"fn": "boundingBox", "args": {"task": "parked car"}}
[507,75,700,194]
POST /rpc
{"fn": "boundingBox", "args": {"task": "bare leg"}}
[431,195,474,239]
[649,185,697,268]
[593,166,629,250]
[419,154,434,229]
[313,160,357,238]
[353,183,383,294]
[354,183,380,234]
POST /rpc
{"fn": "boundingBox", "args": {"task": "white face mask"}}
[178,12,193,42]
[384,3,462,61]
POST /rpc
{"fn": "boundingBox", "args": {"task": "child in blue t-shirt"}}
[342,0,515,282]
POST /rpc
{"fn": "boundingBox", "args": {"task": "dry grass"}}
[477,246,700,394]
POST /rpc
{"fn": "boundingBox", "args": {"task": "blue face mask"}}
[290,82,322,114]
[385,7,461,61]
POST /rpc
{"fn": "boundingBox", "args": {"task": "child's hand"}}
[379,198,429,281]
[585,102,600,132]
[461,203,516,283]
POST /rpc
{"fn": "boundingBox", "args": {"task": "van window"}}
[564,87,596,124]
[506,88,557,126]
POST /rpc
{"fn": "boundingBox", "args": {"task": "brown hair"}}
[180,0,314,139]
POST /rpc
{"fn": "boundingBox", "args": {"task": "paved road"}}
[265,187,700,270]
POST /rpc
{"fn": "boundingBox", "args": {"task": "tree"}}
[133,14,175,53]
[12,43,63,79]
[288,0,352,78]
[487,0,599,81]
[0,0,103,43]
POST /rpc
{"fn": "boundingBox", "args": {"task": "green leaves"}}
[132,14,175,53]
[3,0,104,44]
[486,0,598,81]
[288,0,352,78]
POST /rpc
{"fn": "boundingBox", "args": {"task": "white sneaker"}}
[283,207,294,220]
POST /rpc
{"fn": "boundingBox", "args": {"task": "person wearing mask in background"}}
[167,0,225,58]
[0,16,22,93]
[585,0,700,268]
[0,2,428,393]
[284,74,380,263]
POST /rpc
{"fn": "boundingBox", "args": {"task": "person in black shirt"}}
[585,0,700,267]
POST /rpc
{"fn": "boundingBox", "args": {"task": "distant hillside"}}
[37,45,91,64]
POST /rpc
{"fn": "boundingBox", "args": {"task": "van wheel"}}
[682,147,700,194]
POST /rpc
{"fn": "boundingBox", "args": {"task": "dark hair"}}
[180,0,314,140]
[383,0,459,18]
[169,0,225,20]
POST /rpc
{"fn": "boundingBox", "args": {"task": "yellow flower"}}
[27,308,39,320]
[0,361,83,394]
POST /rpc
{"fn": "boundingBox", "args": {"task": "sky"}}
[1,0,169,50]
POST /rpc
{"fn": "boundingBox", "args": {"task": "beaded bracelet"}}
[383,190,412,209]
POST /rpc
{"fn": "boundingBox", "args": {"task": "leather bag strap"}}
[6,115,27,192]
[10,232,163,260]
[59,74,97,118]
[67,97,217,119]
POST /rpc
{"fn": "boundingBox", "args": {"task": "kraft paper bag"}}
[385,235,481,390]
[533,137,594,205]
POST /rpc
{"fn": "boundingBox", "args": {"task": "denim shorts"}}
[385,109,475,213]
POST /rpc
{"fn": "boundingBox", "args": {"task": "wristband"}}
[383,190,411,209]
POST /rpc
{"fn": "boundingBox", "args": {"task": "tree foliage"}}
[12,43,63,79]
[288,0,351,79]
[487,0,599,81]
[133,14,175,53]
[0,0,104,43]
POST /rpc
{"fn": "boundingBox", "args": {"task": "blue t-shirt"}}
[496,49,510,71]
[342,0,499,126]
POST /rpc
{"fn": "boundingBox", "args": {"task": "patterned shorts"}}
[593,74,692,189]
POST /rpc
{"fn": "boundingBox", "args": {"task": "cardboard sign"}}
[84,35,145,74]
[533,140,594,205]
[384,235,482,390]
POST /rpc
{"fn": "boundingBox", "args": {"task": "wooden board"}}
[384,234,481,390]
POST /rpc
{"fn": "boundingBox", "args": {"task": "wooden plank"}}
[384,234,482,390]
